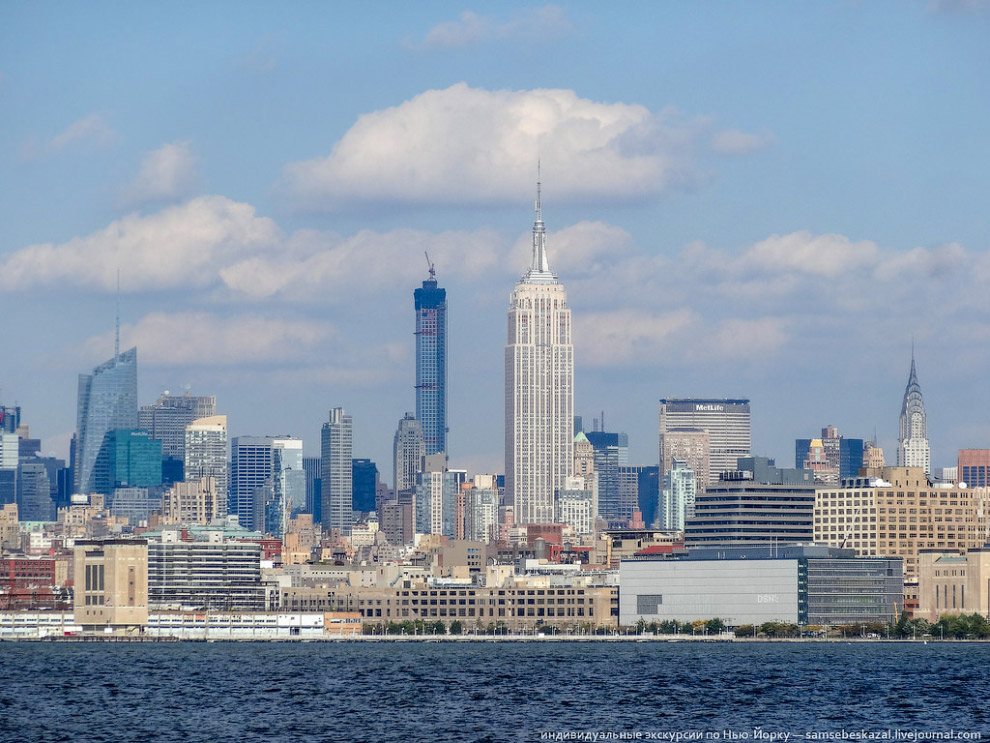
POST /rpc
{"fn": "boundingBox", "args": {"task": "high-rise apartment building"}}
[415,264,448,458]
[184,415,228,514]
[505,182,574,525]
[896,354,930,474]
[321,408,353,536]
[393,413,425,495]
[75,347,138,495]
[658,399,750,485]
[139,392,216,462]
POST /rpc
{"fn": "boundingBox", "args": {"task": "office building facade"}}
[505,183,574,524]
[658,399,750,485]
[795,426,864,481]
[75,347,138,495]
[139,392,216,463]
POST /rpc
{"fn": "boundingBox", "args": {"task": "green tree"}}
[449,620,463,635]
[734,624,755,638]
[706,618,726,635]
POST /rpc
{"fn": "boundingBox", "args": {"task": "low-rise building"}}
[72,539,149,632]
[916,547,990,622]
[620,545,902,627]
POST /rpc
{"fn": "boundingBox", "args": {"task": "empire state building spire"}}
[524,169,557,284]
[896,348,930,474]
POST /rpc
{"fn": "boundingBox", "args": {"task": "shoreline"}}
[0,634,959,643]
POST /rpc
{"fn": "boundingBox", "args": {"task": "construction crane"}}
[424,251,436,281]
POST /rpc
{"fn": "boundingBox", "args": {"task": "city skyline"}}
[2,3,990,477]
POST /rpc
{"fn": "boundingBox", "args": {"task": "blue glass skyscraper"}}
[75,347,138,494]
[415,262,447,457]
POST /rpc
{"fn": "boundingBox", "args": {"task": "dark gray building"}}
[684,456,815,548]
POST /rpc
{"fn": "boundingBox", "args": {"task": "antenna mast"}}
[115,269,120,360]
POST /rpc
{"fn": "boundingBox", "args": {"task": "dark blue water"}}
[1,641,988,743]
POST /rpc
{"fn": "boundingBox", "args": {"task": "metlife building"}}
[659,399,751,485]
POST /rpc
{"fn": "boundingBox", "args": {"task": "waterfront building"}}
[280,577,617,633]
[896,354,931,474]
[505,181,574,525]
[415,264,447,457]
[660,459,697,531]
[393,413,425,495]
[73,539,149,631]
[795,426,863,481]
[958,450,990,488]
[321,408,353,536]
[147,529,265,611]
[75,347,138,495]
[917,547,990,621]
[684,457,815,548]
[620,545,903,627]
[184,415,228,514]
[658,400,750,485]
[814,467,990,604]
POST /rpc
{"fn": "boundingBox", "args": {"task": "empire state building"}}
[505,181,574,525]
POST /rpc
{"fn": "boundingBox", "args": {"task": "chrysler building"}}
[896,351,930,474]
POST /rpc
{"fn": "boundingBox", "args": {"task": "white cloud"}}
[51,113,116,151]
[281,84,716,209]
[739,231,880,278]
[578,308,699,367]
[709,128,776,156]
[20,113,117,161]
[415,5,573,49]
[0,196,280,292]
[120,141,198,206]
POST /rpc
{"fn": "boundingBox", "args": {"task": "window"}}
[636,594,662,614]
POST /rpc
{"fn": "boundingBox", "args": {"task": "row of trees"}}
[361,612,990,638]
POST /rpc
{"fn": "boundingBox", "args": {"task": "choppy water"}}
[1,641,988,743]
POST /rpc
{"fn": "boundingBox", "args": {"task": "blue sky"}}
[2,1,989,480]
